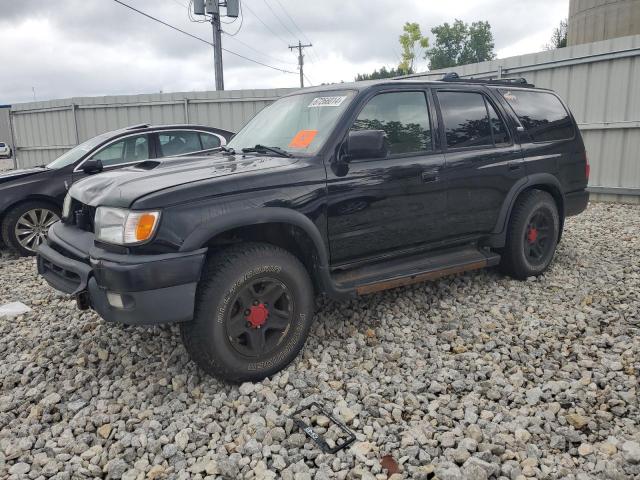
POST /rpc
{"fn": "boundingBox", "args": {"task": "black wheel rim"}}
[524,210,553,263]
[225,277,293,358]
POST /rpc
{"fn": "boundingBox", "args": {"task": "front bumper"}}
[37,222,206,325]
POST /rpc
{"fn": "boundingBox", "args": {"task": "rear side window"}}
[351,91,432,155]
[159,131,203,156]
[437,91,509,149]
[499,90,574,142]
[200,132,221,150]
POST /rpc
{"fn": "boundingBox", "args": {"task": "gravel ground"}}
[0,202,638,480]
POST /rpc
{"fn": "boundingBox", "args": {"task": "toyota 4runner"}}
[37,76,589,382]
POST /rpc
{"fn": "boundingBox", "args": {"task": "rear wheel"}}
[499,190,560,280]
[181,242,315,382]
[1,201,60,256]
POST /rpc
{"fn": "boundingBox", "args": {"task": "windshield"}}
[228,90,356,155]
[46,132,112,169]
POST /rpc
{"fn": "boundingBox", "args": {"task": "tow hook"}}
[76,291,90,310]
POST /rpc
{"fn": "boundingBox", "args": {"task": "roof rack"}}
[441,72,535,88]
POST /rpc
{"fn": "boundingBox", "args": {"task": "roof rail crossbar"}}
[125,123,151,130]
[440,72,535,88]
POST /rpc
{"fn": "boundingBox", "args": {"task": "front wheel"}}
[1,201,61,256]
[181,242,315,382]
[499,190,560,280]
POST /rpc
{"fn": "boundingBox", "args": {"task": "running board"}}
[333,246,500,295]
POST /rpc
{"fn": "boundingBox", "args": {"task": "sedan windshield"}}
[227,90,356,155]
[46,132,112,169]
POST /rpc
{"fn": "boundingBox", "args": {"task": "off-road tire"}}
[499,190,560,280]
[181,242,315,383]
[1,201,61,256]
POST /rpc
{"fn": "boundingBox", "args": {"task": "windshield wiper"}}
[241,144,292,158]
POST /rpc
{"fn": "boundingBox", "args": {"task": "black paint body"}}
[37,80,589,325]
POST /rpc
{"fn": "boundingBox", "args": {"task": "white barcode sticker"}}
[308,96,347,108]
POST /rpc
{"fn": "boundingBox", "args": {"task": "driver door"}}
[326,89,446,265]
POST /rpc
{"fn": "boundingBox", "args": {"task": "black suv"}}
[37,77,589,382]
[0,124,232,255]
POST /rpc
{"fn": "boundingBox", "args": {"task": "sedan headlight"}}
[62,193,73,220]
[95,207,160,245]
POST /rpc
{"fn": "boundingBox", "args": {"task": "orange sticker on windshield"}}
[289,129,318,149]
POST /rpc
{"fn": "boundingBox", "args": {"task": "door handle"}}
[421,171,439,183]
[508,162,522,171]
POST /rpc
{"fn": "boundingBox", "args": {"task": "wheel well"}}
[202,223,323,291]
[0,196,62,227]
[518,184,565,240]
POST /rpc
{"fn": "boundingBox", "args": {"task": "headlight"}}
[62,193,73,219]
[94,207,160,245]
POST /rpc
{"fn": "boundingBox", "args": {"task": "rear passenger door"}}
[155,130,225,158]
[435,88,523,238]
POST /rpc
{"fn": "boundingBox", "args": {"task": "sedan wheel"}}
[15,208,60,252]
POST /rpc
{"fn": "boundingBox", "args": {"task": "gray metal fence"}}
[6,34,640,203]
[402,34,640,203]
[9,88,296,168]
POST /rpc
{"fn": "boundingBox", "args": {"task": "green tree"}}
[355,66,409,82]
[545,19,568,50]
[398,22,429,74]
[426,19,496,70]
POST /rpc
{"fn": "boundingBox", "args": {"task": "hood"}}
[70,153,299,208]
[0,167,48,185]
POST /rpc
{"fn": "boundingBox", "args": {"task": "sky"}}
[0,0,569,104]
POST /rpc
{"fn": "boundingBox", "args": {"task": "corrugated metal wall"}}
[10,88,296,168]
[403,34,640,203]
[8,35,640,202]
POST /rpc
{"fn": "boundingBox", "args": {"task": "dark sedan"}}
[0,124,232,255]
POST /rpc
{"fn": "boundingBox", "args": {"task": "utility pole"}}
[289,41,312,88]
[211,6,224,90]
[194,0,239,90]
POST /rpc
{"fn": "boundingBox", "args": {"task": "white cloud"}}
[0,0,569,103]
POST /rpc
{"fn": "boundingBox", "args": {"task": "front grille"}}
[64,199,96,233]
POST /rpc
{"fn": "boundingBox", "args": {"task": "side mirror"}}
[346,130,388,160]
[82,158,103,174]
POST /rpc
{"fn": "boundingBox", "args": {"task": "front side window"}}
[351,91,432,155]
[159,131,203,156]
[228,90,356,155]
[91,134,149,167]
[499,89,574,142]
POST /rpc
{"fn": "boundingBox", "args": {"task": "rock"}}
[238,382,255,396]
[525,387,542,405]
[599,442,617,455]
[9,462,31,475]
[515,428,531,443]
[315,415,330,428]
[621,441,640,464]
[147,465,166,479]
[435,462,463,480]
[566,413,589,429]
[578,443,593,456]
[104,458,128,479]
[466,425,483,443]
[97,423,112,439]
[174,429,189,450]
[462,462,488,480]
[41,392,61,407]
[441,432,457,448]
[218,457,240,478]
[97,348,109,361]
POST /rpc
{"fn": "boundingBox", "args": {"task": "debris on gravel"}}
[0,202,638,479]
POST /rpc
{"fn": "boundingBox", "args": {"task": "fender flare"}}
[492,173,565,240]
[180,207,353,300]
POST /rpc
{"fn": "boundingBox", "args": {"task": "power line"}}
[263,0,297,42]
[223,34,297,65]
[242,3,290,47]
[112,0,297,74]
[272,0,321,65]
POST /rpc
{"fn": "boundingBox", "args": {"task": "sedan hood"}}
[0,167,47,184]
[70,153,299,208]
